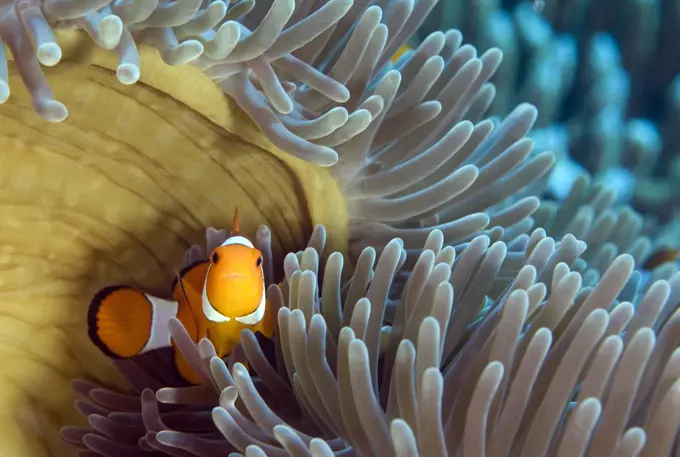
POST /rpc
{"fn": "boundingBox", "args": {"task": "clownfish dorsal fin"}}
[219,207,255,249]
[230,207,240,237]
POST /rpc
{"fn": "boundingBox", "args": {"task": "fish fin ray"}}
[171,260,209,299]
[175,270,207,341]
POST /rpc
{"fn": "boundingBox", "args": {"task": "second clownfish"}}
[391,44,413,63]
[87,209,277,384]
[642,247,680,270]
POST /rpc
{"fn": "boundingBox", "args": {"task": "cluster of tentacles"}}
[58,219,680,457]
[0,1,575,284]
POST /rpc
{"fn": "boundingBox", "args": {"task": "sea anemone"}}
[0,0,558,260]
[60,222,680,456]
[0,0,677,456]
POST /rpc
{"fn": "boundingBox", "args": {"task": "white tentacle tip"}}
[318,152,338,167]
[380,325,392,354]
[116,63,140,85]
[336,86,350,103]
[170,40,205,65]
[275,98,294,115]
[37,43,62,67]
[99,15,123,49]
[38,99,68,123]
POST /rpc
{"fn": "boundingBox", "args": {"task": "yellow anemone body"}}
[0,30,348,457]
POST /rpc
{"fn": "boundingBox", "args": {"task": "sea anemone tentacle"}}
[0,0,223,122]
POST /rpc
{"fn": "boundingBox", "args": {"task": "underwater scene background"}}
[0,0,678,456]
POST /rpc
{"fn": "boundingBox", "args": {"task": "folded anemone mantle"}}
[0,24,348,457]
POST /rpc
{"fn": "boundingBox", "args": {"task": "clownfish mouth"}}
[201,273,266,325]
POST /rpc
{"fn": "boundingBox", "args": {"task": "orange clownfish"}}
[87,209,277,384]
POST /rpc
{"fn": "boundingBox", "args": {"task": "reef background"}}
[418,0,680,219]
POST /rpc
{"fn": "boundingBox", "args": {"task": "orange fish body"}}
[88,209,277,385]
[193,231,277,357]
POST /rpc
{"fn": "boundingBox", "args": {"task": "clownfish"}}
[391,44,413,63]
[642,247,680,270]
[87,209,277,384]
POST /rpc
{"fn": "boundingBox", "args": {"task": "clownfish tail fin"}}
[88,285,179,359]
[230,207,240,236]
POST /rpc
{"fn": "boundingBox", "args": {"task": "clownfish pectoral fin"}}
[88,286,180,359]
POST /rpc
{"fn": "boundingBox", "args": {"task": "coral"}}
[62,223,680,456]
[417,0,680,219]
[534,173,680,282]
[535,175,654,277]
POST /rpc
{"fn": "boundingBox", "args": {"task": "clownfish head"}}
[201,208,266,325]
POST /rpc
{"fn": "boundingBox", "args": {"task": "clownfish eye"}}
[256,256,263,267]
[211,252,219,264]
